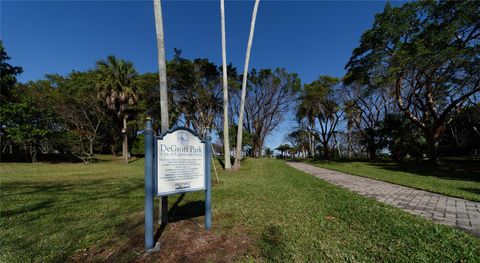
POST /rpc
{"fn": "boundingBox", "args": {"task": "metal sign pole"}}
[144,118,154,250]
[205,132,212,230]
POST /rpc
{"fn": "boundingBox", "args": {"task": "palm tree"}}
[154,0,169,133]
[287,128,310,158]
[153,0,169,225]
[220,0,232,169]
[96,55,138,163]
[296,92,317,157]
[233,0,260,170]
[264,147,273,158]
[275,144,291,159]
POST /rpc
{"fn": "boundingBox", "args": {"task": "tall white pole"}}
[233,0,260,169]
[220,0,232,169]
[154,0,169,132]
[153,0,169,224]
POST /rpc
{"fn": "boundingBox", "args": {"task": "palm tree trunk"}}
[154,0,169,133]
[233,0,260,170]
[122,115,128,163]
[154,0,169,224]
[220,0,232,170]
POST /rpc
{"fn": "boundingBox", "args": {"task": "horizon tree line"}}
[1,1,479,164]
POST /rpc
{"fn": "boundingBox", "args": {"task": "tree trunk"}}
[233,0,260,170]
[29,145,37,163]
[220,0,232,170]
[308,131,313,158]
[347,126,352,159]
[154,0,169,133]
[154,0,169,225]
[323,143,329,159]
[367,143,376,160]
[427,136,441,164]
[111,145,117,157]
[312,135,316,157]
[122,115,128,163]
[89,139,94,156]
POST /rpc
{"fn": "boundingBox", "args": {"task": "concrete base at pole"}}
[146,242,161,253]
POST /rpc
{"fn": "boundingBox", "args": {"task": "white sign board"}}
[156,129,205,195]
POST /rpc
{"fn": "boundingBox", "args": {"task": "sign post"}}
[144,118,154,250]
[205,134,212,230]
[144,120,212,250]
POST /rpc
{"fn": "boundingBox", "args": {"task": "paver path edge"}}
[286,161,480,237]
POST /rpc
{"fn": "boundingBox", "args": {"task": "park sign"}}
[143,119,212,251]
[155,128,206,195]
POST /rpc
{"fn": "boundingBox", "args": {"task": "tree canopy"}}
[345,1,480,162]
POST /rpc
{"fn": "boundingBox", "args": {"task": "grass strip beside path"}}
[1,157,479,262]
[307,159,480,202]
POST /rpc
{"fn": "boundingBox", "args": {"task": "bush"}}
[131,134,144,156]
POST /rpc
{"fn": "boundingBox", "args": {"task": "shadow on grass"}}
[153,193,206,243]
[458,187,480,195]
[2,159,211,261]
[215,157,236,169]
[1,200,55,217]
[168,201,205,223]
[217,158,225,169]
[127,158,142,164]
[367,161,480,182]
[0,178,144,217]
[308,158,480,183]
[260,224,292,262]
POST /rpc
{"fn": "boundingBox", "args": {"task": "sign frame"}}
[144,119,212,251]
[153,126,208,196]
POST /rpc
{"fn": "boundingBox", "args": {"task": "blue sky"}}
[1,0,398,149]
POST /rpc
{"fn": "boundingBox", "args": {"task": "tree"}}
[233,0,260,169]
[168,53,222,137]
[96,56,138,163]
[275,144,291,159]
[0,81,58,162]
[381,113,426,160]
[153,0,169,134]
[216,123,251,158]
[440,104,480,157]
[264,147,273,158]
[296,86,317,157]
[0,41,23,106]
[187,59,222,137]
[346,1,480,163]
[220,0,232,169]
[0,41,23,155]
[232,68,300,158]
[341,83,391,159]
[303,76,343,159]
[54,71,106,163]
[154,0,171,224]
[135,72,179,128]
[343,100,360,159]
[286,128,310,158]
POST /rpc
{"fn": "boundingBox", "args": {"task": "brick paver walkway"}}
[287,162,480,237]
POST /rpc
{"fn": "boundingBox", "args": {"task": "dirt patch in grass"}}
[147,219,254,263]
[71,217,256,263]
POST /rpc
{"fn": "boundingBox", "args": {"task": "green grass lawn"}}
[1,156,479,262]
[307,159,480,202]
